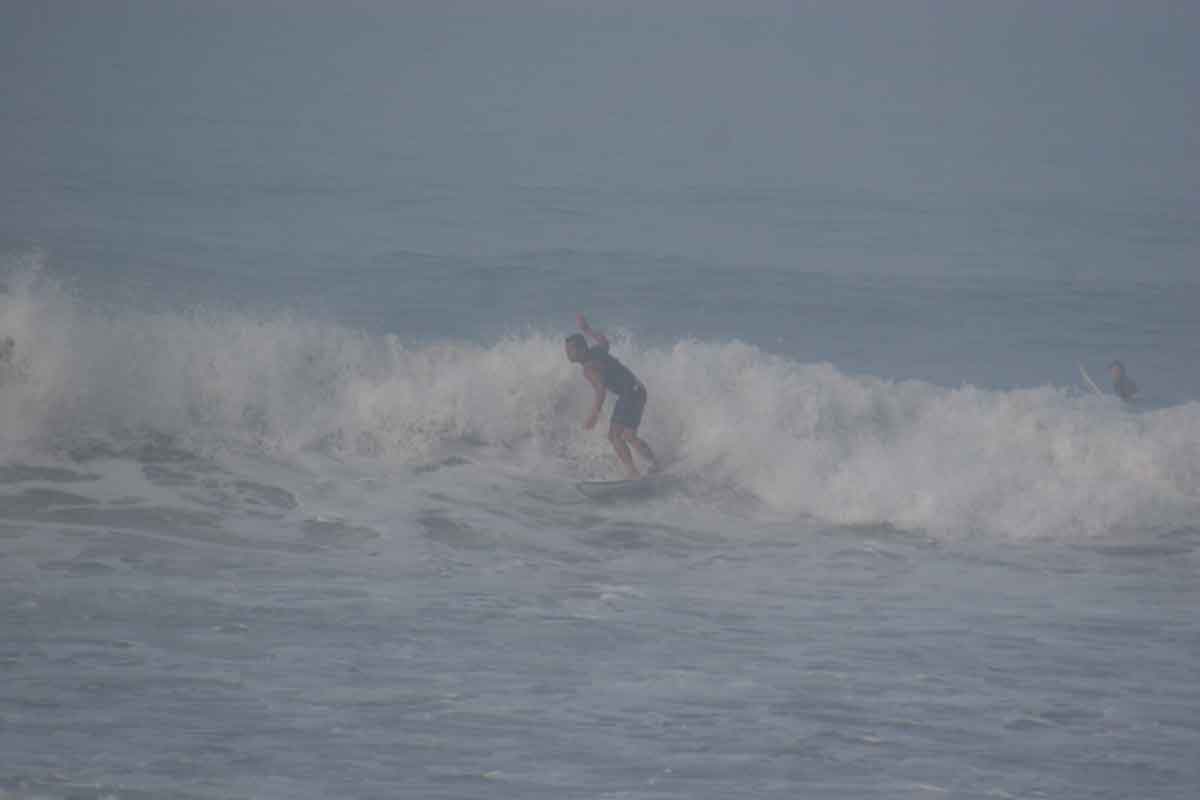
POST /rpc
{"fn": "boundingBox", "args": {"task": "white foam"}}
[2,260,1197,541]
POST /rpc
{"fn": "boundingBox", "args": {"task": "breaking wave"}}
[2,261,1197,540]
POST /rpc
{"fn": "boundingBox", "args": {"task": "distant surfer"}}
[1109,360,1138,402]
[566,314,658,479]
[0,337,15,381]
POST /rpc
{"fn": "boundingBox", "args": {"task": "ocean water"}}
[2,3,1199,799]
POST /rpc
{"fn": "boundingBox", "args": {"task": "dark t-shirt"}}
[585,343,640,396]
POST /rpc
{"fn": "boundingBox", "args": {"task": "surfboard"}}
[1078,363,1104,397]
[575,472,673,501]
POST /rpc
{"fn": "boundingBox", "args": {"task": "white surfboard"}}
[1078,363,1104,397]
[575,472,674,501]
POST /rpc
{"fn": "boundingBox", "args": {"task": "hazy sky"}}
[2,0,1197,303]
[4,0,1197,204]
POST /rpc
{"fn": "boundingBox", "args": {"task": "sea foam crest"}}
[2,261,1197,540]
[653,339,1199,539]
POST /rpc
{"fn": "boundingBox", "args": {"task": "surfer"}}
[0,337,15,381]
[1109,360,1138,402]
[566,314,658,479]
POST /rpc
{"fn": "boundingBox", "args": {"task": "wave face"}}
[2,263,1197,541]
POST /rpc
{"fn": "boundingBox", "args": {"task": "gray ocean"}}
[2,3,1199,798]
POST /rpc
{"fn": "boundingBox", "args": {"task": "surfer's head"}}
[565,333,588,363]
[1109,360,1125,377]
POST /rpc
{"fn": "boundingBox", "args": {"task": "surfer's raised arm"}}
[576,313,608,351]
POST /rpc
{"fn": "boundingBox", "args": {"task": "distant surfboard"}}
[1078,363,1104,397]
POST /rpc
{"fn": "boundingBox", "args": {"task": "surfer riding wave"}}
[566,313,658,479]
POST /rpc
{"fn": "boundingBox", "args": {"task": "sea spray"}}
[2,264,1197,540]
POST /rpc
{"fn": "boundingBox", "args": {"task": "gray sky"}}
[3,0,1198,294]
[4,0,1197,200]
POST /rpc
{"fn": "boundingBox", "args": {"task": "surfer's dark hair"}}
[1109,360,1124,371]
[565,333,587,352]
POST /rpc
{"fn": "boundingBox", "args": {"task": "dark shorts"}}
[611,383,647,430]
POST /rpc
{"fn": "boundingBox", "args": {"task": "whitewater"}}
[2,264,1199,797]
[3,267,1197,543]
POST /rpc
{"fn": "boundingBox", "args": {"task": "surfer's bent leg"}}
[626,431,657,473]
[608,423,640,479]
[612,385,656,474]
